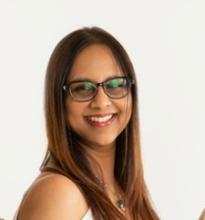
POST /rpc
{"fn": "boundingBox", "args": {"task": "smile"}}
[85,113,117,127]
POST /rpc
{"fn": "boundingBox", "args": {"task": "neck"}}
[86,142,116,187]
[86,142,127,213]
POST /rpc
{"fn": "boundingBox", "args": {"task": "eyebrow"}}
[68,74,124,83]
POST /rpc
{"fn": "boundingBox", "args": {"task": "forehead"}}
[68,44,123,82]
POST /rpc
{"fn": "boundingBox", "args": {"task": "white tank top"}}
[81,209,93,220]
[13,208,93,220]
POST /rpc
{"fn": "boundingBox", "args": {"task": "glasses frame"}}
[63,76,135,102]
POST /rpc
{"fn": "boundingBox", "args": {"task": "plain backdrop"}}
[0,0,204,219]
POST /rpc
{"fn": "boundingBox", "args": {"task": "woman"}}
[15,26,159,220]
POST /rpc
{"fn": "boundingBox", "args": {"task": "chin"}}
[71,129,119,148]
[94,141,115,148]
[85,136,117,149]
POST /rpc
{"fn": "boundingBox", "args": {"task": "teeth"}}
[88,114,113,123]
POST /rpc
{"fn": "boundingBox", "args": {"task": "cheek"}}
[120,95,132,120]
[115,95,132,132]
[127,96,133,120]
[65,99,84,128]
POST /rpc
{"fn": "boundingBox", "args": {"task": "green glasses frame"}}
[63,76,135,102]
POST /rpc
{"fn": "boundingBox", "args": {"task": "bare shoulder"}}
[18,172,89,220]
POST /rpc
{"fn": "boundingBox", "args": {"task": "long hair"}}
[40,26,160,220]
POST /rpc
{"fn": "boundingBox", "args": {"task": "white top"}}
[13,208,93,220]
[81,209,93,220]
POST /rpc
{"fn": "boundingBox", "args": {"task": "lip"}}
[85,113,117,118]
[84,113,117,127]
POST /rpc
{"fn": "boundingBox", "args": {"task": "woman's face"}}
[65,44,132,149]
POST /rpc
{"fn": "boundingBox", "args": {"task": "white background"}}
[0,0,204,219]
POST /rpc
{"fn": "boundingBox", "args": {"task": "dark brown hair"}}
[40,26,160,220]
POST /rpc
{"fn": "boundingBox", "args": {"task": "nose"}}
[89,86,111,109]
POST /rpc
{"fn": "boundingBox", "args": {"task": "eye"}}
[84,82,96,90]
[107,78,125,88]
[71,81,96,94]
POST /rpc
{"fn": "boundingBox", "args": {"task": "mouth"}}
[84,113,118,127]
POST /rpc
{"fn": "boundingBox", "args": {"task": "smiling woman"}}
[14,26,160,220]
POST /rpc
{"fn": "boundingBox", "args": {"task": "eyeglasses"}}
[63,76,135,102]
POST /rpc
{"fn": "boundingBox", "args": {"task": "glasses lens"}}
[105,78,129,98]
[69,81,96,100]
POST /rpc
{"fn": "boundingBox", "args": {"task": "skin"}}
[65,44,132,190]
[18,44,132,220]
[17,173,90,220]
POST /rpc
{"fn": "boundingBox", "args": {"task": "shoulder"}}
[18,172,89,220]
